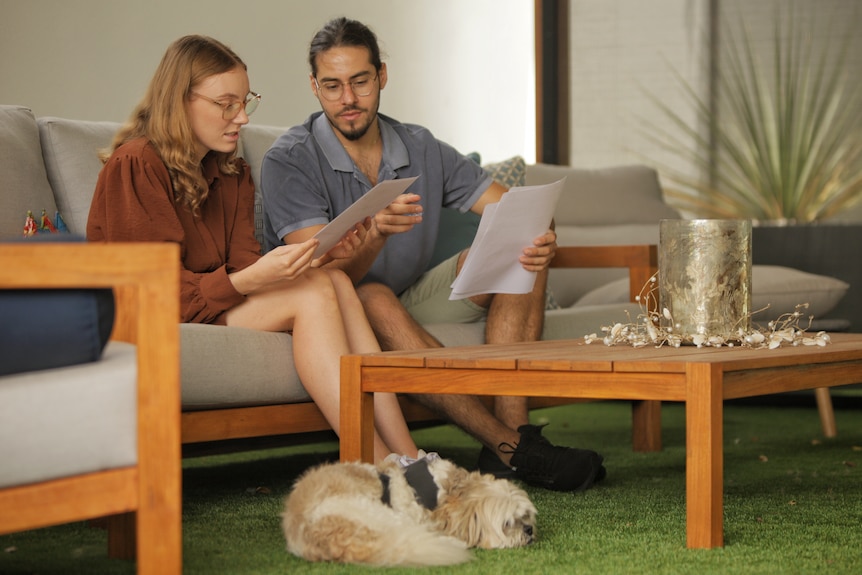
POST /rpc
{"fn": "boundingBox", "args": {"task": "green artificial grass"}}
[2,399,860,575]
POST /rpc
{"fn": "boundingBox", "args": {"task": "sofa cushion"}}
[0,237,115,376]
[424,301,640,345]
[0,341,137,488]
[748,266,850,321]
[548,223,663,308]
[239,124,287,248]
[0,106,58,239]
[38,117,119,235]
[526,164,681,226]
[180,323,309,409]
[542,302,641,340]
[574,265,850,323]
[484,155,527,188]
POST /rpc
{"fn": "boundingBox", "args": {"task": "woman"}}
[87,35,418,463]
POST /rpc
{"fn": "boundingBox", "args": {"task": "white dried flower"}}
[587,275,828,351]
[646,320,658,342]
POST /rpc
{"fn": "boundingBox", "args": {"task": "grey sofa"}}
[3,103,844,449]
[2,104,666,448]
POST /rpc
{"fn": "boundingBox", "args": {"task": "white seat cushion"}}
[0,342,137,488]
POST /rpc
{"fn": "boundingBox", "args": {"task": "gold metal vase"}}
[658,219,752,343]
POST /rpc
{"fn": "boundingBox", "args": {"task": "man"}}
[261,17,605,492]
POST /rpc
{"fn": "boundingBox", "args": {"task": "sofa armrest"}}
[0,242,181,569]
[551,244,658,303]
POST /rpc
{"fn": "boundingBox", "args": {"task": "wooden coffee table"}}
[340,333,862,548]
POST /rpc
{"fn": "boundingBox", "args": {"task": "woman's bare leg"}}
[225,269,405,462]
[327,270,418,457]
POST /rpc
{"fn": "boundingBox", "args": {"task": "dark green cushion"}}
[427,155,526,269]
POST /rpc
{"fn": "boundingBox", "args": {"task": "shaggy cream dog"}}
[281,456,536,566]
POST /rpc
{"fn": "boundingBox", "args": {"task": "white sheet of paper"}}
[449,178,564,300]
[311,176,419,259]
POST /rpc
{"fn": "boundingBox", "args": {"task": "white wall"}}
[568,0,710,177]
[0,0,534,164]
[566,0,862,185]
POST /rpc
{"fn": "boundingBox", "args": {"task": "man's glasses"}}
[191,91,261,119]
[314,74,378,102]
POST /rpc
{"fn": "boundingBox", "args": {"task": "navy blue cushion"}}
[0,236,115,376]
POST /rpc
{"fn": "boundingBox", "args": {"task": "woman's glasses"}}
[191,91,261,119]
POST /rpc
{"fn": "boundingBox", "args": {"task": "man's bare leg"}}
[479,267,605,490]
[481,267,548,430]
[356,282,522,464]
[357,274,604,492]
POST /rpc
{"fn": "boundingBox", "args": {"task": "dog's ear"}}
[435,493,486,547]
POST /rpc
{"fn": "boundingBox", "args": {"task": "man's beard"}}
[330,101,378,141]
[340,120,370,141]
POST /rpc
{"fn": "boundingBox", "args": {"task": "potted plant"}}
[641,7,862,224]
[639,6,862,331]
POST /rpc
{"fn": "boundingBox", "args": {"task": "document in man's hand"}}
[449,178,564,300]
[311,176,419,258]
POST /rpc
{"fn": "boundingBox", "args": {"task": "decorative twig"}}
[583,273,831,349]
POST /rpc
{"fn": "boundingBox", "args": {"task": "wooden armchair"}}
[0,243,181,574]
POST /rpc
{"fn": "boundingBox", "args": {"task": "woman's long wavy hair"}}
[103,35,246,214]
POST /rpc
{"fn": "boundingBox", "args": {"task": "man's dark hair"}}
[308,17,383,76]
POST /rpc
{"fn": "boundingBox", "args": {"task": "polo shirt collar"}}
[311,112,410,176]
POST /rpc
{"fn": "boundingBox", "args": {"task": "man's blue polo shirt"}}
[260,112,492,295]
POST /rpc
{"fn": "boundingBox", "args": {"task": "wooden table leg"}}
[632,400,662,452]
[685,363,724,548]
[814,387,836,438]
[339,356,375,463]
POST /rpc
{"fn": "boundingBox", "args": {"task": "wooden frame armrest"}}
[551,244,658,303]
[0,242,181,574]
[550,244,661,451]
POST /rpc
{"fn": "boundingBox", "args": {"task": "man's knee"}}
[356,282,398,301]
[356,282,402,314]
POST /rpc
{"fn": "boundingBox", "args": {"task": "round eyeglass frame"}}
[191,91,261,119]
[314,74,378,102]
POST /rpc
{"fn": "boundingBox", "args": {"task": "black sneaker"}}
[478,424,605,492]
[478,445,517,478]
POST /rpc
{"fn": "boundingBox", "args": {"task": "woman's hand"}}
[230,238,319,295]
[262,239,319,281]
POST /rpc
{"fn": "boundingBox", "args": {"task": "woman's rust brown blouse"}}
[87,137,261,324]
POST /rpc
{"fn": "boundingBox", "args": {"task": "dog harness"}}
[379,458,438,510]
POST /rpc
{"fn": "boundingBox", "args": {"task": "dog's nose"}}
[524,525,534,538]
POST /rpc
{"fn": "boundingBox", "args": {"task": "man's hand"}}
[372,193,423,237]
[323,217,371,262]
[519,229,557,272]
